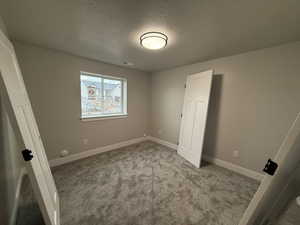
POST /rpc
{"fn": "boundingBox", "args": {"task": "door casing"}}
[0,27,60,225]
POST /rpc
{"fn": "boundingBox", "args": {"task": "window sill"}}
[80,114,128,122]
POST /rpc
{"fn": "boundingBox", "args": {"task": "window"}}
[80,72,127,119]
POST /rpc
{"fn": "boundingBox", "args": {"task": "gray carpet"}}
[51,141,259,225]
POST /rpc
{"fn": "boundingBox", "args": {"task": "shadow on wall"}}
[203,74,223,158]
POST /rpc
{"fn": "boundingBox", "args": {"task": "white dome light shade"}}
[140,32,168,50]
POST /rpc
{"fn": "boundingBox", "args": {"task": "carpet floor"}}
[50,141,259,225]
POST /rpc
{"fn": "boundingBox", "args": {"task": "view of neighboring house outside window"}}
[80,72,127,119]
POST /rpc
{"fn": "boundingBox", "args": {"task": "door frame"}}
[239,112,300,225]
[0,28,60,225]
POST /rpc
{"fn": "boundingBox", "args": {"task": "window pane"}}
[103,78,122,114]
[81,73,125,118]
[81,75,103,117]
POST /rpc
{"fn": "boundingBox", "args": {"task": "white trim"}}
[1,26,58,225]
[239,113,300,225]
[80,71,128,119]
[80,114,128,122]
[202,155,264,181]
[10,167,27,225]
[148,136,178,150]
[0,25,14,53]
[49,135,263,181]
[148,136,264,181]
[14,167,27,201]
[49,136,148,167]
[80,70,127,81]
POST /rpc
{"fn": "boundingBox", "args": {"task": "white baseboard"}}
[49,135,263,181]
[202,155,264,181]
[148,136,178,150]
[148,136,264,181]
[10,167,26,225]
[49,136,148,167]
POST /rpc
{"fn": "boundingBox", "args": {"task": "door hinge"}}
[263,159,278,176]
[180,113,183,118]
[22,149,33,161]
[184,84,186,88]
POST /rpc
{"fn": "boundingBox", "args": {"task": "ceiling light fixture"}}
[140,32,168,50]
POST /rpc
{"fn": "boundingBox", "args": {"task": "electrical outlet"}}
[83,138,88,145]
[233,150,239,158]
[60,149,69,157]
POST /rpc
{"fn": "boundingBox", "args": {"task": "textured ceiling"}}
[1,0,300,72]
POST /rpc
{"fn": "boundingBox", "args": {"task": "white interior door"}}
[239,112,300,225]
[0,29,60,225]
[178,70,213,168]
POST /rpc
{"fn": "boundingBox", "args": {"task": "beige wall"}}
[12,38,300,175]
[14,41,151,160]
[151,41,300,173]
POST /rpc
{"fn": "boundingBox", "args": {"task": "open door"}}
[0,29,60,224]
[239,112,300,225]
[178,70,213,168]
